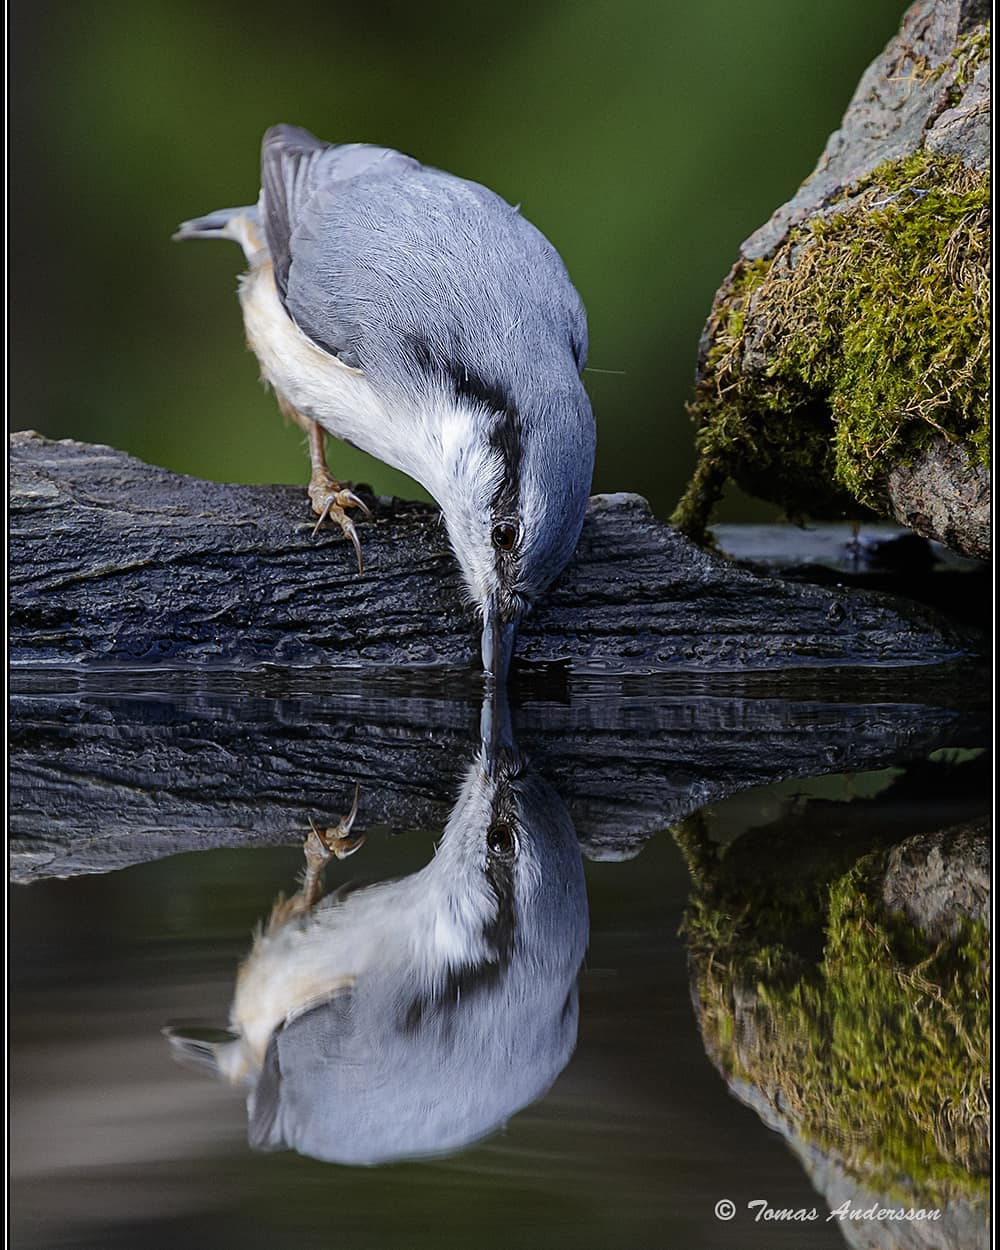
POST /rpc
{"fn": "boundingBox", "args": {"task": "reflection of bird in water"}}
[167,693,588,1165]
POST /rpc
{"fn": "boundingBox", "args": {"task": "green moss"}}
[931,21,991,97]
[683,830,990,1204]
[672,151,991,540]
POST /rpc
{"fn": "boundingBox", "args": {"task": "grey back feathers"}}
[261,123,588,390]
[261,126,596,602]
[261,125,420,329]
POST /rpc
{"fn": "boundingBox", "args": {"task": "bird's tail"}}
[163,1022,250,1084]
[172,205,264,262]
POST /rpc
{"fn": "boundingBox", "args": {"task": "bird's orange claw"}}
[308,481,372,574]
[306,784,365,860]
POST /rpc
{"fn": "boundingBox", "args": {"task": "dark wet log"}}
[8,432,978,671]
[9,667,987,881]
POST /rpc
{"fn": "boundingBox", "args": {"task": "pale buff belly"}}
[229,921,355,1073]
[238,260,421,475]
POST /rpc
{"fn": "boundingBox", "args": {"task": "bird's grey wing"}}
[246,1028,284,1151]
[246,993,356,1154]
[260,124,419,344]
[264,126,587,387]
[261,125,329,302]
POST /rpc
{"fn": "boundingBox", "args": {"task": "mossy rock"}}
[678,800,990,1208]
[674,3,991,559]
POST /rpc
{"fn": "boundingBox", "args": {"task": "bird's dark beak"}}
[481,596,520,685]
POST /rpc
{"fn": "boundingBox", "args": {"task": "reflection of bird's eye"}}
[487,821,517,857]
[491,523,517,552]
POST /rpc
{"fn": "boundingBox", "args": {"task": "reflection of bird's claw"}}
[308,477,372,574]
[306,784,365,861]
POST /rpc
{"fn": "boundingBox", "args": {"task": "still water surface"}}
[10,673,989,1249]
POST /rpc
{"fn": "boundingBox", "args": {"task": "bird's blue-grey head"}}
[270,133,597,682]
[439,369,595,686]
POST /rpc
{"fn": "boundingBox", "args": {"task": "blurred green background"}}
[11,0,904,519]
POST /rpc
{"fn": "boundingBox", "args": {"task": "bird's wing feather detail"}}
[247,994,356,1152]
[246,1029,284,1151]
[261,125,333,304]
[261,125,420,365]
[262,125,587,387]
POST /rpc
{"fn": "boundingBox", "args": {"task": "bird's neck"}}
[403,395,493,497]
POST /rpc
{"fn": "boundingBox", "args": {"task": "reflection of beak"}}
[481,596,520,685]
[480,681,520,781]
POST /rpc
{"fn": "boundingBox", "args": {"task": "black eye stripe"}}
[404,337,515,421]
[453,369,514,418]
[487,410,523,522]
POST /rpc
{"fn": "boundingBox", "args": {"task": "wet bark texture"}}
[8,667,987,881]
[8,432,976,671]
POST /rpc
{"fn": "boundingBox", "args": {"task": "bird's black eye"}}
[491,523,517,552]
[487,821,517,858]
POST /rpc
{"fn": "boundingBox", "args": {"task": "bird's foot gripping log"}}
[304,421,371,570]
[174,123,597,681]
[307,785,365,865]
[274,391,373,567]
[269,786,365,923]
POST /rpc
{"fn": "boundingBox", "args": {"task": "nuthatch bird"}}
[175,124,596,681]
[166,694,588,1164]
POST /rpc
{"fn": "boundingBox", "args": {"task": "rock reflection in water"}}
[167,691,588,1166]
[678,763,989,1250]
